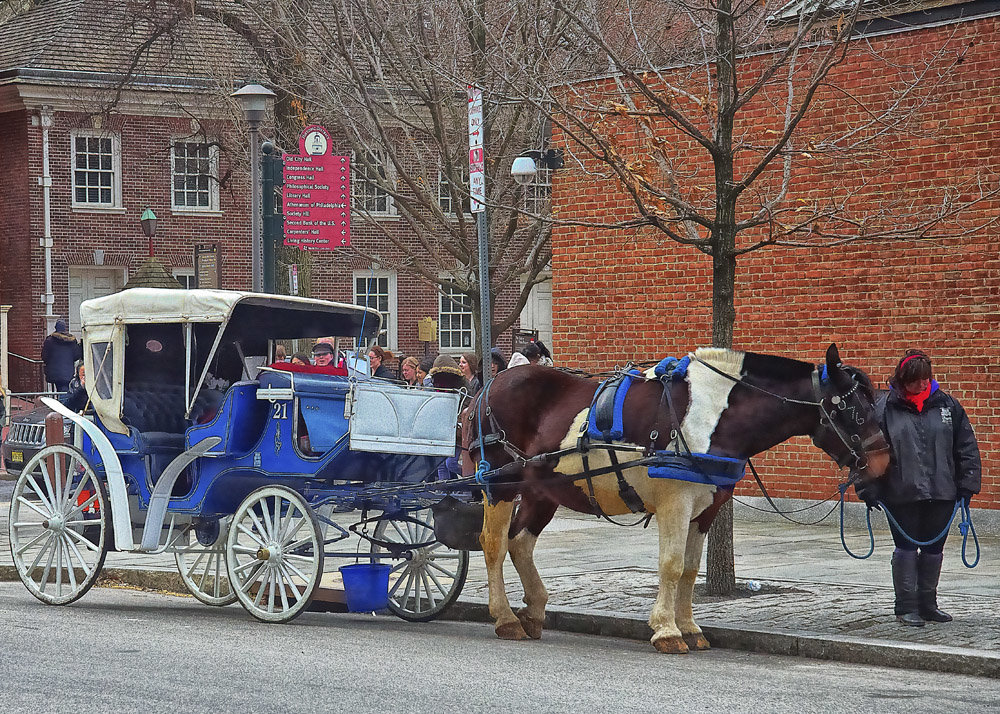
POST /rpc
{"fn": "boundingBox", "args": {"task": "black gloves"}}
[958,488,975,506]
[855,480,882,511]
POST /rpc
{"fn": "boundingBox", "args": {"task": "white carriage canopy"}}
[80,288,382,435]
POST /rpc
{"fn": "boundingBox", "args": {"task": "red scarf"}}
[903,383,932,412]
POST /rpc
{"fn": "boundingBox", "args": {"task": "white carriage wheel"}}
[226,486,323,623]
[175,518,237,606]
[371,508,469,622]
[8,444,109,605]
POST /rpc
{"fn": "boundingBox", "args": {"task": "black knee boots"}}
[891,549,925,627]
[917,551,953,623]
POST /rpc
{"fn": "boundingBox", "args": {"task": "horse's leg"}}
[676,522,710,651]
[648,487,703,654]
[480,499,527,640]
[508,496,559,639]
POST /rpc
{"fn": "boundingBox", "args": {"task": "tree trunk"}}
[704,0,739,597]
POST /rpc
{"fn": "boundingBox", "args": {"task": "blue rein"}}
[838,484,980,567]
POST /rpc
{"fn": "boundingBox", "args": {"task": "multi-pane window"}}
[72,133,120,207]
[352,150,393,215]
[171,270,196,290]
[438,168,469,216]
[439,285,474,350]
[354,270,397,350]
[524,165,552,215]
[172,141,218,210]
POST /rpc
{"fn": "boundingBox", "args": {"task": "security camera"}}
[510,156,537,185]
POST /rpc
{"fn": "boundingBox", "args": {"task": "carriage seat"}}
[122,382,221,453]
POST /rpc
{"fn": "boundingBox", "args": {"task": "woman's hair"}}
[522,340,551,363]
[461,352,479,374]
[402,356,419,371]
[368,344,392,362]
[290,352,311,365]
[418,356,435,374]
[890,349,932,390]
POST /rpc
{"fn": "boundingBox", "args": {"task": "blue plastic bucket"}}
[339,563,391,612]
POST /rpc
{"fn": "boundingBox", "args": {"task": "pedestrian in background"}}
[41,318,82,392]
[401,356,420,386]
[459,352,481,393]
[489,347,507,378]
[417,356,435,386]
[368,344,395,379]
[857,349,981,627]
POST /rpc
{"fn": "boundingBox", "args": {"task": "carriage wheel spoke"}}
[278,564,304,602]
[64,526,102,553]
[14,529,50,557]
[63,535,93,581]
[22,479,54,515]
[236,523,266,548]
[63,492,99,521]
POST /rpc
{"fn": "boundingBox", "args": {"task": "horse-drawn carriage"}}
[8,288,471,623]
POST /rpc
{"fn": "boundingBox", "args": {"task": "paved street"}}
[2,583,999,713]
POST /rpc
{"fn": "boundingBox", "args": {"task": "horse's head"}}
[811,344,890,482]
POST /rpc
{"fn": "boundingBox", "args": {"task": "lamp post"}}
[140,207,157,257]
[232,83,276,293]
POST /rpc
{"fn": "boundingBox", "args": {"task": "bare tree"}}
[481,0,1000,593]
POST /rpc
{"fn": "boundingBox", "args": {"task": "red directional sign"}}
[282,125,351,250]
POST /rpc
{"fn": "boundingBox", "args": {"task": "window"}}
[171,269,196,290]
[353,270,397,350]
[524,165,552,215]
[439,285,474,350]
[438,168,469,216]
[72,132,121,208]
[90,342,114,399]
[172,141,219,211]
[352,150,394,215]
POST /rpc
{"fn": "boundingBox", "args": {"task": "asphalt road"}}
[1,583,998,713]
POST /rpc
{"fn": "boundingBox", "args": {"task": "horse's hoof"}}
[683,633,711,651]
[517,612,544,639]
[496,621,530,640]
[652,635,689,654]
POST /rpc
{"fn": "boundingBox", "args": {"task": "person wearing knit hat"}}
[429,354,467,390]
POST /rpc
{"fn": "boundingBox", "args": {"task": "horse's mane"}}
[739,350,815,382]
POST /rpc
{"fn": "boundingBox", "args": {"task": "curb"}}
[442,599,1000,679]
[3,566,998,677]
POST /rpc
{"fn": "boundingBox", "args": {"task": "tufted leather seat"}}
[121,383,219,453]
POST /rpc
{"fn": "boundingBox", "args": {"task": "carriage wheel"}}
[371,509,469,622]
[175,518,237,606]
[8,444,109,605]
[226,486,323,623]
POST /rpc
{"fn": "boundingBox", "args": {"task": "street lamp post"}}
[232,83,276,293]
[140,207,157,257]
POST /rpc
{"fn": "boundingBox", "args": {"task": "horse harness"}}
[468,355,884,525]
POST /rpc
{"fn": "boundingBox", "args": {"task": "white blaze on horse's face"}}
[680,348,746,453]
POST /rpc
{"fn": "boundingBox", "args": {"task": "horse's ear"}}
[825,344,843,373]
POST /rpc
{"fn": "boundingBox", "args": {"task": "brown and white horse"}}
[466,344,889,653]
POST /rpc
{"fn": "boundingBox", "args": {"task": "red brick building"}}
[0,1,549,392]
[552,5,1000,507]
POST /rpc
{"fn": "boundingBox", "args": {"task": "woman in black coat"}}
[858,350,981,627]
[41,319,83,392]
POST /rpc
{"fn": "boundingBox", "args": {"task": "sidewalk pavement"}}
[1,470,998,677]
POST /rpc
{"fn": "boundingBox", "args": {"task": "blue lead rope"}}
[837,484,980,567]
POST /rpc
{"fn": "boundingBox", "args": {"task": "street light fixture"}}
[140,207,157,257]
[232,83,277,293]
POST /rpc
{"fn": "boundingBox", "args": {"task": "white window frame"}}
[351,150,395,217]
[438,281,475,352]
[524,165,552,215]
[171,139,221,213]
[438,167,469,217]
[70,130,123,210]
[353,269,398,351]
[171,269,196,290]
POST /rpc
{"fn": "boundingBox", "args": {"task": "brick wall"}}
[1,106,525,388]
[551,17,1000,507]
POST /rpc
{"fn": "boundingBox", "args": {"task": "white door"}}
[68,267,125,334]
[521,276,553,356]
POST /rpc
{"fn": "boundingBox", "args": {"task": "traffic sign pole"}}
[469,86,492,375]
